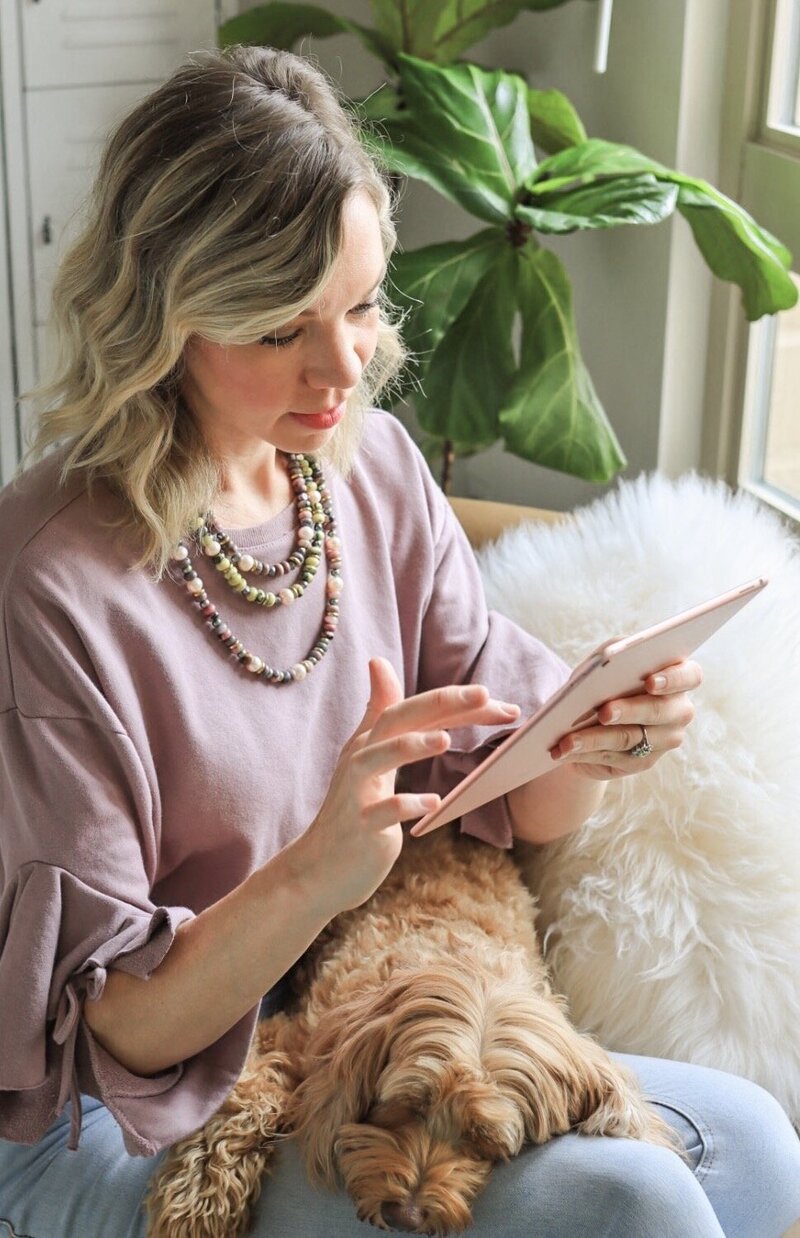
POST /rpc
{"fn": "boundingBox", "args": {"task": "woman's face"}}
[180,189,386,465]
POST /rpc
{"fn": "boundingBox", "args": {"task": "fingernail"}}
[501,703,521,717]
[608,707,621,722]
[460,686,483,703]
[652,675,667,690]
[569,738,583,752]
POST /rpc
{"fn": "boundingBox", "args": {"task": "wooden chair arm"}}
[448,495,564,550]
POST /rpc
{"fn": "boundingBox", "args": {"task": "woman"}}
[0,44,797,1238]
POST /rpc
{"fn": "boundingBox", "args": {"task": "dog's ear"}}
[486,997,670,1147]
[288,981,403,1187]
[483,997,589,1143]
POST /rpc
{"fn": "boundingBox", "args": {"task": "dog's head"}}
[288,961,598,1234]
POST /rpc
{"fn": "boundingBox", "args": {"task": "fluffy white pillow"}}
[475,471,800,1125]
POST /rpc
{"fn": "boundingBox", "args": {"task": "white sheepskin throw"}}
[475,471,800,1124]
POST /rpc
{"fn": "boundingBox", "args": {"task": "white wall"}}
[241,0,731,509]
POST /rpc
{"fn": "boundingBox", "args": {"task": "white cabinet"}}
[0,100,18,482]
[21,0,218,90]
[26,84,155,325]
[0,0,228,484]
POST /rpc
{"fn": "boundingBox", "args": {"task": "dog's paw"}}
[574,1059,687,1159]
[144,1044,298,1238]
[143,1108,284,1238]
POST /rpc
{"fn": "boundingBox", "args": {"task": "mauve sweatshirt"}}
[0,409,570,1157]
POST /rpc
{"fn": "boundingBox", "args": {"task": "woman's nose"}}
[305,329,366,391]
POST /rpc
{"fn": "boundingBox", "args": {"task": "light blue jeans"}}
[1,1053,798,1238]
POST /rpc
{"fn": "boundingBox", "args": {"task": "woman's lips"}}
[288,402,345,429]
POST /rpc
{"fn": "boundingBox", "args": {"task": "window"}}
[766,0,800,135]
[734,0,800,522]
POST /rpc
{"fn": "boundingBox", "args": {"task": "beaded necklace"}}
[171,452,342,684]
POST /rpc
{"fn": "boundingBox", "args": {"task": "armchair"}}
[449,493,800,1238]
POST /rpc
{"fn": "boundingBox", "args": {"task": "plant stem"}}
[440,440,454,493]
[506,217,533,248]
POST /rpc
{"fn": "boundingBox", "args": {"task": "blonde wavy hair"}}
[15,44,408,581]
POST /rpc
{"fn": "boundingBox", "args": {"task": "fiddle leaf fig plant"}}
[367,54,796,483]
[219,6,798,492]
[220,0,593,71]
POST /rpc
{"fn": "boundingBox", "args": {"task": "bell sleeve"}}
[401,435,571,849]
[0,576,258,1157]
[0,711,257,1156]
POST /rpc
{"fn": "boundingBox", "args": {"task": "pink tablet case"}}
[411,577,768,837]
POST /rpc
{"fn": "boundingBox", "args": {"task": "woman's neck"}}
[213,453,295,530]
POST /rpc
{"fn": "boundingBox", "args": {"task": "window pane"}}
[763,271,800,501]
[769,0,800,134]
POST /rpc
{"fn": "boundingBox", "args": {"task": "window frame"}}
[764,0,800,145]
[701,0,800,527]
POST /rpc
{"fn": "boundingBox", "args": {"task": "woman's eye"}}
[258,299,379,348]
[260,329,300,349]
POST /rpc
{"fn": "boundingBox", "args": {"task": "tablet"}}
[409,576,768,838]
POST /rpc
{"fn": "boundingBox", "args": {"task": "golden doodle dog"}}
[145,824,683,1237]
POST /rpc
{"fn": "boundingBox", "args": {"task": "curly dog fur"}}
[145,825,683,1236]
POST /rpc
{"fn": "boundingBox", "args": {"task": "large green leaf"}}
[524,139,797,320]
[400,55,537,190]
[360,117,458,195]
[528,87,587,154]
[218,4,395,67]
[404,238,625,480]
[675,182,798,321]
[514,173,678,234]
[388,228,507,398]
[414,247,518,444]
[373,55,535,225]
[369,0,441,56]
[430,0,598,63]
[525,138,660,194]
[498,246,625,480]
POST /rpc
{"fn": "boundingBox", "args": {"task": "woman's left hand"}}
[549,658,703,781]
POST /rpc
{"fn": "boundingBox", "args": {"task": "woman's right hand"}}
[291,656,521,917]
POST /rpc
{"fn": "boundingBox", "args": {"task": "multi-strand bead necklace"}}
[170,452,342,684]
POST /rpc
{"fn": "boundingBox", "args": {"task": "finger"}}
[367,792,443,829]
[370,656,406,704]
[371,682,520,741]
[553,724,648,758]
[574,727,688,757]
[351,658,406,744]
[353,727,452,781]
[644,659,704,694]
[597,692,695,729]
[553,725,686,761]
